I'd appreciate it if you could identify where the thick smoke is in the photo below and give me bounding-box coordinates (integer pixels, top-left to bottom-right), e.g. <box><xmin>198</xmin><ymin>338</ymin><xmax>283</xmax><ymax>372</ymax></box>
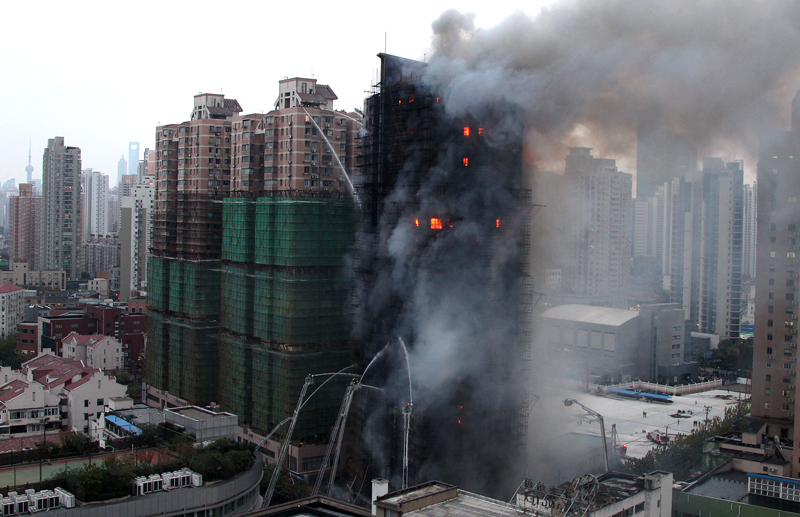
<box><xmin>427</xmin><ymin>0</ymin><xmax>800</xmax><ymax>172</ymax></box>
<box><xmin>355</xmin><ymin>0</ymin><xmax>800</xmax><ymax>499</ymax></box>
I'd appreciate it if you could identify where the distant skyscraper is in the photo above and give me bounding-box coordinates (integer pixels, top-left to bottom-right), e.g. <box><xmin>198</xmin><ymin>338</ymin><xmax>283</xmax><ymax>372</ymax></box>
<box><xmin>42</xmin><ymin>137</ymin><xmax>82</xmax><ymax>279</ymax></box>
<box><xmin>120</xmin><ymin>183</ymin><xmax>153</xmax><ymax>301</ymax></box>
<box><xmin>117</xmin><ymin>155</ymin><xmax>127</xmax><ymax>187</ymax></box>
<box><xmin>128</xmin><ymin>142</ymin><xmax>139</xmax><ymax>177</ymax></box>
<box><xmin>81</xmin><ymin>168</ymin><xmax>109</xmax><ymax>238</ymax></box>
<box><xmin>751</xmin><ymin>89</ymin><xmax>800</xmax><ymax>459</ymax></box>
<box><xmin>636</xmin><ymin>122</ymin><xmax>697</xmax><ymax>199</ymax></box>
<box><xmin>743</xmin><ymin>182</ymin><xmax>758</xmax><ymax>280</ymax></box>
<box><xmin>564</xmin><ymin>147</ymin><xmax>633</xmax><ymax>307</ymax></box>
<box><xmin>697</xmin><ymin>159</ymin><xmax>744</xmax><ymax>337</ymax></box>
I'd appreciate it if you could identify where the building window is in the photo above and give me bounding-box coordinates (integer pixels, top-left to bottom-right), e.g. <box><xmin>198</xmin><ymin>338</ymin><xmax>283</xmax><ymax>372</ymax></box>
<box><xmin>769</xmin><ymin>320</ymin><xmax>774</xmax><ymax>327</ymax></box>
<box><xmin>766</xmin><ymin>375</ymin><xmax>772</xmax><ymax>382</ymax></box>
<box><xmin>766</xmin><ymin>388</ymin><xmax>772</xmax><ymax>395</ymax></box>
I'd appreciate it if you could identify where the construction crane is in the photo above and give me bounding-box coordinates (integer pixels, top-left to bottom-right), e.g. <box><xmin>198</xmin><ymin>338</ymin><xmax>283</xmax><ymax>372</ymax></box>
<box><xmin>402</xmin><ymin>402</ymin><xmax>413</xmax><ymax>489</ymax></box>
<box><xmin>262</xmin><ymin>366</ymin><xmax>356</xmax><ymax>509</ymax></box>
<box><xmin>563</xmin><ymin>398</ymin><xmax>609</xmax><ymax>473</ymax></box>
<box><xmin>263</xmin><ymin>375</ymin><xmax>314</xmax><ymax>508</ymax></box>
<box><xmin>313</xmin><ymin>378</ymin><xmax>362</xmax><ymax>496</ymax></box>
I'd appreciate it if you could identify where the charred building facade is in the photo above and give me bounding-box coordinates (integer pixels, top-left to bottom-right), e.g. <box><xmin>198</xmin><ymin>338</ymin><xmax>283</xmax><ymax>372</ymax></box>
<box><xmin>351</xmin><ymin>54</ymin><xmax>532</xmax><ymax>496</ymax></box>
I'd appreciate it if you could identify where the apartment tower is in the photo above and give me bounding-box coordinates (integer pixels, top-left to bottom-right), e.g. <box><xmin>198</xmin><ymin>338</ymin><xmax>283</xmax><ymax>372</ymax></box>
<box><xmin>752</xmin><ymin>90</ymin><xmax>800</xmax><ymax>469</ymax></box>
<box><xmin>564</xmin><ymin>147</ymin><xmax>633</xmax><ymax>307</ymax></box>
<box><xmin>42</xmin><ymin>137</ymin><xmax>82</xmax><ymax>279</ymax></box>
<box><xmin>8</xmin><ymin>183</ymin><xmax>42</xmax><ymax>269</ymax></box>
<box><xmin>147</xmin><ymin>94</ymin><xmax>241</xmax><ymax>405</ymax></box>
<box><xmin>81</xmin><ymin>168</ymin><xmax>109</xmax><ymax>238</ymax></box>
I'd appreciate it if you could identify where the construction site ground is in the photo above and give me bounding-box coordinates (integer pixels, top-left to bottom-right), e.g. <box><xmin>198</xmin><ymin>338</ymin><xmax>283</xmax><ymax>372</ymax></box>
<box><xmin>562</xmin><ymin>387</ymin><xmax>747</xmax><ymax>459</ymax></box>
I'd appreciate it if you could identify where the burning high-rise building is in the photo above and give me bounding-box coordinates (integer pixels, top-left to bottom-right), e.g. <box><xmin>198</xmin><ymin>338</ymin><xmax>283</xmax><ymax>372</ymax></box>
<box><xmin>350</xmin><ymin>53</ymin><xmax>532</xmax><ymax>496</ymax></box>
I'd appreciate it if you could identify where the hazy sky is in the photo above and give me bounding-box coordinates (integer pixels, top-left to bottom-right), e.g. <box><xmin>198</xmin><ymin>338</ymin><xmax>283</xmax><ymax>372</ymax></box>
<box><xmin>0</xmin><ymin>0</ymin><xmax>556</xmax><ymax>187</ymax></box>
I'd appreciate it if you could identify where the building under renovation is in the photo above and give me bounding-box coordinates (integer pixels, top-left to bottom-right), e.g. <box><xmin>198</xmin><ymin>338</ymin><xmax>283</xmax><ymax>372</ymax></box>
<box><xmin>350</xmin><ymin>53</ymin><xmax>533</xmax><ymax>496</ymax></box>
<box><xmin>147</xmin><ymin>82</ymin><xmax>362</xmax><ymax>444</ymax></box>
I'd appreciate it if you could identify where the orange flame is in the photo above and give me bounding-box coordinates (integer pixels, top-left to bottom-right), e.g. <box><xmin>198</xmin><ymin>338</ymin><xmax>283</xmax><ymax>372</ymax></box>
<box><xmin>431</xmin><ymin>218</ymin><xmax>443</xmax><ymax>230</ymax></box>
<box><xmin>463</xmin><ymin>126</ymin><xmax>470</xmax><ymax>136</ymax></box>
<box><xmin>458</xmin><ymin>419</ymin><xmax>462</xmax><ymax>424</ymax></box>
<box><xmin>463</xmin><ymin>158</ymin><xmax>469</xmax><ymax>167</ymax></box>
<box><xmin>496</xmin><ymin>218</ymin><xmax>501</xmax><ymax>228</ymax></box>
<box><xmin>478</xmin><ymin>128</ymin><xmax>484</xmax><ymax>135</ymax></box>
<box><xmin>415</xmin><ymin>218</ymin><xmax>419</xmax><ymax>227</ymax></box>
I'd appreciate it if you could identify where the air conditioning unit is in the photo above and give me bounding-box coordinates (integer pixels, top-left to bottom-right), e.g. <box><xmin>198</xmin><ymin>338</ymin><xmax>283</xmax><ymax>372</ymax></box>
<box><xmin>288</xmin><ymin>119</ymin><xmax>292</xmax><ymax>125</ymax></box>
<box><xmin>771</xmin><ymin>355</ymin><xmax>776</xmax><ymax>360</ymax></box>
<box><xmin>325</xmin><ymin>123</ymin><xmax>331</xmax><ymax>128</ymax></box>
<box><xmin>791</xmin><ymin>412</ymin><xmax>795</xmax><ymax>417</ymax></box>
<box><xmin>790</xmin><ymin>398</ymin><xmax>795</xmax><ymax>402</ymax></box>
<box><xmin>335</xmin><ymin>135</ymin><xmax>342</xmax><ymax>140</ymax></box>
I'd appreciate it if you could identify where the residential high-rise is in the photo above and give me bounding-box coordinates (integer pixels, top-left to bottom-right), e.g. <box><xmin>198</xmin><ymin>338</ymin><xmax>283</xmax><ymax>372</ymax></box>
<box><xmin>147</xmin><ymin>82</ymin><xmax>360</xmax><ymax>448</ymax></box>
<box><xmin>564</xmin><ymin>147</ymin><xmax>633</xmax><ymax>307</ymax></box>
<box><xmin>128</xmin><ymin>142</ymin><xmax>139</xmax><ymax>177</ymax></box>
<box><xmin>117</xmin><ymin>155</ymin><xmax>127</xmax><ymax>187</ymax></box>
<box><xmin>743</xmin><ymin>182</ymin><xmax>758</xmax><ymax>280</ymax></box>
<box><xmin>352</xmin><ymin>54</ymin><xmax>532</xmax><ymax>495</ymax></box>
<box><xmin>697</xmin><ymin>158</ymin><xmax>744</xmax><ymax>338</ymax></box>
<box><xmin>42</xmin><ymin>137</ymin><xmax>82</xmax><ymax>279</ymax></box>
<box><xmin>8</xmin><ymin>183</ymin><xmax>42</xmax><ymax>269</ymax></box>
<box><xmin>120</xmin><ymin>183</ymin><xmax>153</xmax><ymax>301</ymax></box>
<box><xmin>0</xmin><ymin>179</ymin><xmax>19</xmax><ymax>237</ymax></box>
<box><xmin>81</xmin><ymin>168</ymin><xmax>109</xmax><ymax>238</ymax></box>
<box><xmin>214</xmin><ymin>78</ymin><xmax>358</xmax><ymax>442</ymax></box>
<box><xmin>751</xmin><ymin>89</ymin><xmax>800</xmax><ymax>463</ymax></box>
<box><xmin>147</xmin><ymin>94</ymin><xmax>241</xmax><ymax>405</ymax></box>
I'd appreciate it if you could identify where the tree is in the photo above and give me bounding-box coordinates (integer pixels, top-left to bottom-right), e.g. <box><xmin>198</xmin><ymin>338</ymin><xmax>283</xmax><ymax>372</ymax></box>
<box><xmin>621</xmin><ymin>402</ymin><xmax>750</xmax><ymax>480</ymax></box>
<box><xmin>0</xmin><ymin>334</ymin><xmax>22</xmax><ymax>369</ymax></box>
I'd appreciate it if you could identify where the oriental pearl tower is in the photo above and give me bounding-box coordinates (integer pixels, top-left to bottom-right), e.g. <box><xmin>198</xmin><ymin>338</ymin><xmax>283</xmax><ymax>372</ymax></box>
<box><xmin>25</xmin><ymin>138</ymin><xmax>34</xmax><ymax>183</ymax></box>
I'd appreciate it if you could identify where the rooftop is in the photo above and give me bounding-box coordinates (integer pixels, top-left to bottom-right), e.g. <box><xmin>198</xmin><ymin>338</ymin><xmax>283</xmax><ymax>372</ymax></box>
<box><xmin>166</xmin><ymin>406</ymin><xmax>235</xmax><ymax>421</ymax></box>
<box><xmin>0</xmin><ymin>283</ymin><xmax>22</xmax><ymax>294</ymax></box>
<box><xmin>539</xmin><ymin>304</ymin><xmax>639</xmax><ymax>326</ymax></box>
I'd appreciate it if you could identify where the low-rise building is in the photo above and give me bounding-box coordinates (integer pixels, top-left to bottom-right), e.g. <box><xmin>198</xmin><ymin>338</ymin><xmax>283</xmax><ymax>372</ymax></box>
<box><xmin>370</xmin><ymin>472</ymin><xmax>673</xmax><ymax>517</ymax></box>
<box><xmin>538</xmin><ymin>303</ymin><xmax>697</xmax><ymax>384</ymax></box>
<box><xmin>0</xmin><ymin>262</ymin><xmax>66</xmax><ymax>291</ymax></box>
<box><xmin>61</xmin><ymin>332</ymin><xmax>123</xmax><ymax>372</ymax></box>
<box><xmin>21</xmin><ymin>353</ymin><xmax>126</xmax><ymax>434</ymax></box>
<box><xmin>0</xmin><ymin>283</ymin><xmax>24</xmax><ymax>338</ymax></box>
<box><xmin>164</xmin><ymin>406</ymin><xmax>237</xmax><ymax>442</ymax></box>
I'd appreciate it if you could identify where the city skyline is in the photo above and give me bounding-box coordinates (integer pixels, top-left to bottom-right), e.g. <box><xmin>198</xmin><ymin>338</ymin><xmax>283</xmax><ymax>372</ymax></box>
<box><xmin>0</xmin><ymin>1</ymin><xmax>557</xmax><ymax>188</ymax></box>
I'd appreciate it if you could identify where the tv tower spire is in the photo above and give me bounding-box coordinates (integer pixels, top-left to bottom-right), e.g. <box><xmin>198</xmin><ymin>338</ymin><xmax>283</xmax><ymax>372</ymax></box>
<box><xmin>25</xmin><ymin>137</ymin><xmax>34</xmax><ymax>183</ymax></box>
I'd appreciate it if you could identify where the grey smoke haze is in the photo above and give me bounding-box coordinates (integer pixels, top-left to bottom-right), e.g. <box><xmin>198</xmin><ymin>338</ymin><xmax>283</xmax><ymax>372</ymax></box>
<box><xmin>427</xmin><ymin>0</ymin><xmax>800</xmax><ymax>175</ymax></box>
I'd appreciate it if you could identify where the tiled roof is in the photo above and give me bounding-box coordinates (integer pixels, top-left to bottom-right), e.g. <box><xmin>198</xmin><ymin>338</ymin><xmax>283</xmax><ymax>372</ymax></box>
<box><xmin>315</xmin><ymin>84</ymin><xmax>338</xmax><ymax>100</ymax></box>
<box><xmin>22</xmin><ymin>354</ymin><xmax>92</xmax><ymax>389</ymax></box>
<box><xmin>0</xmin><ymin>283</ymin><xmax>22</xmax><ymax>294</ymax></box>
<box><xmin>0</xmin><ymin>380</ymin><xmax>28</xmax><ymax>403</ymax></box>
<box><xmin>62</xmin><ymin>332</ymin><xmax>105</xmax><ymax>346</ymax></box>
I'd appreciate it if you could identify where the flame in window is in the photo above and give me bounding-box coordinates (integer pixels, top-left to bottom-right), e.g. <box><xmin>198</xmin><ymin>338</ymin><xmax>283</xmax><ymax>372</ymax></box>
<box><xmin>463</xmin><ymin>127</ymin><xmax>470</xmax><ymax>136</ymax></box>
<box><xmin>496</xmin><ymin>218</ymin><xmax>501</xmax><ymax>228</ymax></box>
<box><xmin>463</xmin><ymin>158</ymin><xmax>469</xmax><ymax>167</ymax></box>
<box><xmin>478</xmin><ymin>128</ymin><xmax>484</xmax><ymax>135</ymax></box>
<box><xmin>431</xmin><ymin>218</ymin><xmax>443</xmax><ymax>230</ymax></box>
<box><xmin>415</xmin><ymin>218</ymin><xmax>419</xmax><ymax>227</ymax></box>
